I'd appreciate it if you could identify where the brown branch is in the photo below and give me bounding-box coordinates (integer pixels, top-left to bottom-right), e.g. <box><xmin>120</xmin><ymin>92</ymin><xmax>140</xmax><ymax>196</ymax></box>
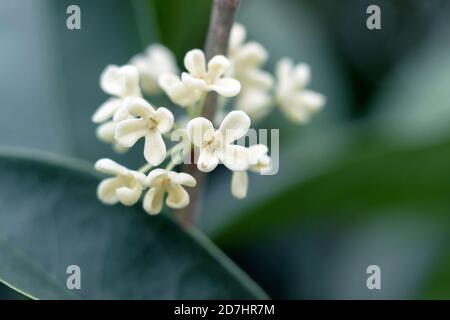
<box><xmin>177</xmin><ymin>0</ymin><xmax>240</xmax><ymax>228</ymax></box>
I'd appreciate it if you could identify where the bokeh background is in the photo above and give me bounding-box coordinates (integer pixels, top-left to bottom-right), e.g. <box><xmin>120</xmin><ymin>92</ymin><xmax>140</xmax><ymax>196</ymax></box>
<box><xmin>1</xmin><ymin>0</ymin><xmax>450</xmax><ymax>299</ymax></box>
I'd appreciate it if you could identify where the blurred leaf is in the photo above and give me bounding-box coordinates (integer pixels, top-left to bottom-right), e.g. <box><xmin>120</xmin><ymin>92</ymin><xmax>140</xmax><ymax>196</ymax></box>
<box><xmin>228</xmin><ymin>211</ymin><xmax>445</xmax><ymax>299</ymax></box>
<box><xmin>0</xmin><ymin>148</ymin><xmax>267</xmax><ymax>299</ymax></box>
<box><xmin>0</xmin><ymin>0</ymin><xmax>72</xmax><ymax>154</ymax></box>
<box><xmin>369</xmin><ymin>14</ymin><xmax>450</xmax><ymax>146</ymax></box>
<box><xmin>213</xmin><ymin>138</ymin><xmax>450</xmax><ymax>248</ymax></box>
<box><xmin>150</xmin><ymin>0</ymin><xmax>211</xmax><ymax>61</ymax></box>
<box><xmin>0</xmin><ymin>238</ymin><xmax>75</xmax><ymax>300</ymax></box>
<box><xmin>421</xmin><ymin>238</ymin><xmax>450</xmax><ymax>299</ymax></box>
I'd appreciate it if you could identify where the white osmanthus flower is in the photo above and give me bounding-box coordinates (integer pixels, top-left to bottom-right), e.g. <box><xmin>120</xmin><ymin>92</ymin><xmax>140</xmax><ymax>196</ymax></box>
<box><xmin>92</xmin><ymin>65</ymin><xmax>141</xmax><ymax>124</ymax></box>
<box><xmin>115</xmin><ymin>97</ymin><xmax>174</xmax><ymax>166</ymax></box>
<box><xmin>95</xmin><ymin>121</ymin><xmax>128</xmax><ymax>153</ymax></box>
<box><xmin>231</xmin><ymin>144</ymin><xmax>271</xmax><ymax>199</ymax></box>
<box><xmin>131</xmin><ymin>44</ymin><xmax>178</xmax><ymax>95</ymax></box>
<box><xmin>228</xmin><ymin>23</ymin><xmax>274</xmax><ymax>120</ymax></box>
<box><xmin>181</xmin><ymin>49</ymin><xmax>241</xmax><ymax>97</ymax></box>
<box><xmin>236</xmin><ymin>88</ymin><xmax>273</xmax><ymax>122</ymax></box>
<box><xmin>187</xmin><ymin>110</ymin><xmax>251</xmax><ymax>173</ymax></box>
<box><xmin>228</xmin><ymin>23</ymin><xmax>273</xmax><ymax>89</ymax></box>
<box><xmin>95</xmin><ymin>158</ymin><xmax>146</xmax><ymax>206</ymax></box>
<box><xmin>275</xmin><ymin>58</ymin><xmax>326</xmax><ymax>123</ymax></box>
<box><xmin>143</xmin><ymin>169</ymin><xmax>196</xmax><ymax>215</ymax></box>
<box><xmin>159</xmin><ymin>73</ymin><xmax>202</xmax><ymax>107</ymax></box>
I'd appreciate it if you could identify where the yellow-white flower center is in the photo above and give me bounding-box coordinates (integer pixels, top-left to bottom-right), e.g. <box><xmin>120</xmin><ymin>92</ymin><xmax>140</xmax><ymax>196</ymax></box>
<box><xmin>147</xmin><ymin>117</ymin><xmax>158</xmax><ymax>130</ymax></box>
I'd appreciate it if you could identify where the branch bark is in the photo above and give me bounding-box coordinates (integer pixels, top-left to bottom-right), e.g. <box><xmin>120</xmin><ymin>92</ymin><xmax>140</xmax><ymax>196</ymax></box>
<box><xmin>177</xmin><ymin>0</ymin><xmax>240</xmax><ymax>228</ymax></box>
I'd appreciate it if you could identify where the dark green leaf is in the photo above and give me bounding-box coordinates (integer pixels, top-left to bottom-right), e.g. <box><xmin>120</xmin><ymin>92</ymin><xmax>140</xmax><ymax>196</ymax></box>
<box><xmin>213</xmin><ymin>139</ymin><xmax>450</xmax><ymax>248</ymax></box>
<box><xmin>0</xmin><ymin>237</ymin><xmax>75</xmax><ymax>300</ymax></box>
<box><xmin>0</xmin><ymin>147</ymin><xmax>267</xmax><ymax>299</ymax></box>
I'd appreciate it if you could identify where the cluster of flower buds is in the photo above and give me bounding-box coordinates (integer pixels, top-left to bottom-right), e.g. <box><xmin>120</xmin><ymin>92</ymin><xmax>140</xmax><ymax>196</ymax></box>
<box><xmin>92</xmin><ymin>23</ymin><xmax>325</xmax><ymax>215</ymax></box>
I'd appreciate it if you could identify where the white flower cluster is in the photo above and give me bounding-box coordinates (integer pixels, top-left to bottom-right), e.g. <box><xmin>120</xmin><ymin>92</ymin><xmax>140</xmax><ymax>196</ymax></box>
<box><xmin>228</xmin><ymin>23</ymin><xmax>326</xmax><ymax>123</ymax></box>
<box><xmin>92</xmin><ymin>23</ymin><xmax>325</xmax><ymax>215</ymax></box>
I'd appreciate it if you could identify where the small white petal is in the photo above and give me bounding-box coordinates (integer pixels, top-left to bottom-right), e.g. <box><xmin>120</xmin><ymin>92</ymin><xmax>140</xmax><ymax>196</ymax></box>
<box><xmin>249</xmin><ymin>144</ymin><xmax>271</xmax><ymax>173</ymax></box>
<box><xmin>146</xmin><ymin>44</ymin><xmax>178</xmax><ymax>73</ymax></box>
<box><xmin>172</xmin><ymin>172</ymin><xmax>196</xmax><ymax>187</ymax></box>
<box><xmin>278</xmin><ymin>100</ymin><xmax>310</xmax><ymax>123</ymax></box>
<box><xmin>218</xmin><ymin>110</ymin><xmax>251</xmax><ymax>144</ymax></box>
<box><xmin>92</xmin><ymin>98</ymin><xmax>122</xmax><ymax>123</ymax></box>
<box><xmin>159</xmin><ymin>73</ymin><xmax>201</xmax><ymax>107</ymax></box>
<box><xmin>209</xmin><ymin>78</ymin><xmax>241</xmax><ymax>97</ymax></box>
<box><xmin>197</xmin><ymin>150</ymin><xmax>219</xmax><ymax>172</ymax></box>
<box><xmin>276</xmin><ymin>58</ymin><xmax>294</xmax><ymax>84</ymax></box>
<box><xmin>207</xmin><ymin>55</ymin><xmax>230</xmax><ymax>82</ymax></box>
<box><xmin>187</xmin><ymin>117</ymin><xmax>215</xmax><ymax>147</ymax></box>
<box><xmin>145</xmin><ymin>169</ymin><xmax>168</xmax><ymax>187</ymax></box>
<box><xmin>242</xmin><ymin>69</ymin><xmax>274</xmax><ymax>90</ymax></box>
<box><xmin>154</xmin><ymin>107</ymin><xmax>174</xmax><ymax>134</ymax></box>
<box><xmin>143</xmin><ymin>187</ymin><xmax>165</xmax><ymax>215</ymax></box>
<box><xmin>144</xmin><ymin>131</ymin><xmax>166</xmax><ymax>166</ymax></box>
<box><xmin>249</xmin><ymin>144</ymin><xmax>268</xmax><ymax>158</ymax></box>
<box><xmin>115</xmin><ymin>118</ymin><xmax>148</xmax><ymax>147</ymax></box>
<box><xmin>97</xmin><ymin>177</ymin><xmax>123</xmax><ymax>204</ymax></box>
<box><xmin>237</xmin><ymin>88</ymin><xmax>272</xmax><ymax>121</ymax></box>
<box><xmin>166</xmin><ymin>185</ymin><xmax>190</xmax><ymax>209</ymax></box>
<box><xmin>95</xmin><ymin>158</ymin><xmax>129</xmax><ymax>176</ymax></box>
<box><xmin>221</xmin><ymin>145</ymin><xmax>250</xmax><ymax>171</ymax></box>
<box><xmin>299</xmin><ymin>90</ymin><xmax>326</xmax><ymax>112</ymax></box>
<box><xmin>113</xmin><ymin>98</ymin><xmax>132</xmax><ymax>122</ymax></box>
<box><xmin>127</xmin><ymin>97</ymin><xmax>155</xmax><ymax>119</ymax></box>
<box><xmin>231</xmin><ymin>171</ymin><xmax>248</xmax><ymax>199</ymax></box>
<box><xmin>229</xmin><ymin>23</ymin><xmax>246</xmax><ymax>53</ymax></box>
<box><xmin>293</xmin><ymin>63</ymin><xmax>311</xmax><ymax>88</ymax></box>
<box><xmin>116</xmin><ymin>182</ymin><xmax>142</xmax><ymax>206</ymax></box>
<box><xmin>96</xmin><ymin>121</ymin><xmax>116</xmax><ymax>143</ymax></box>
<box><xmin>184</xmin><ymin>49</ymin><xmax>206</xmax><ymax>77</ymax></box>
<box><xmin>181</xmin><ymin>72</ymin><xmax>207</xmax><ymax>90</ymax></box>
<box><xmin>100</xmin><ymin>65</ymin><xmax>140</xmax><ymax>97</ymax></box>
<box><xmin>235</xmin><ymin>42</ymin><xmax>268</xmax><ymax>68</ymax></box>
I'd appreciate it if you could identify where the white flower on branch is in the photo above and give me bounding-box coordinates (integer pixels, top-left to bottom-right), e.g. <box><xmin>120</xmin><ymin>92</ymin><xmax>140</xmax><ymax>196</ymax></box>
<box><xmin>159</xmin><ymin>73</ymin><xmax>202</xmax><ymax>107</ymax></box>
<box><xmin>275</xmin><ymin>58</ymin><xmax>326</xmax><ymax>123</ymax></box>
<box><xmin>187</xmin><ymin>110</ymin><xmax>250</xmax><ymax>173</ymax></box>
<box><xmin>236</xmin><ymin>88</ymin><xmax>273</xmax><ymax>122</ymax></box>
<box><xmin>228</xmin><ymin>23</ymin><xmax>273</xmax><ymax>90</ymax></box>
<box><xmin>231</xmin><ymin>144</ymin><xmax>271</xmax><ymax>199</ymax></box>
<box><xmin>181</xmin><ymin>49</ymin><xmax>241</xmax><ymax>97</ymax></box>
<box><xmin>228</xmin><ymin>23</ymin><xmax>274</xmax><ymax>121</ymax></box>
<box><xmin>115</xmin><ymin>97</ymin><xmax>174</xmax><ymax>166</ymax></box>
<box><xmin>92</xmin><ymin>65</ymin><xmax>141</xmax><ymax>124</ymax></box>
<box><xmin>143</xmin><ymin>169</ymin><xmax>196</xmax><ymax>215</ymax></box>
<box><xmin>95</xmin><ymin>158</ymin><xmax>146</xmax><ymax>206</ymax></box>
<box><xmin>95</xmin><ymin>121</ymin><xmax>128</xmax><ymax>154</ymax></box>
<box><xmin>131</xmin><ymin>44</ymin><xmax>178</xmax><ymax>95</ymax></box>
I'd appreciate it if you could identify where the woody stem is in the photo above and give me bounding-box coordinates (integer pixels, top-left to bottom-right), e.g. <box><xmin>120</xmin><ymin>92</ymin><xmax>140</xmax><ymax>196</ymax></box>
<box><xmin>177</xmin><ymin>0</ymin><xmax>240</xmax><ymax>228</ymax></box>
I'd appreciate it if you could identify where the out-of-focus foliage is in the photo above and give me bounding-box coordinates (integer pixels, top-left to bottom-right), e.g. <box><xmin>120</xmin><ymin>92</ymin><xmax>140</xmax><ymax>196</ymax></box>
<box><xmin>213</xmin><ymin>137</ymin><xmax>450</xmax><ymax>246</ymax></box>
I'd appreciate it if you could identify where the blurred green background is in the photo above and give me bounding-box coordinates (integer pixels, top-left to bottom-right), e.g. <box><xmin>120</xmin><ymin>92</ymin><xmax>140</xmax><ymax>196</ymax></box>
<box><xmin>1</xmin><ymin>0</ymin><xmax>450</xmax><ymax>299</ymax></box>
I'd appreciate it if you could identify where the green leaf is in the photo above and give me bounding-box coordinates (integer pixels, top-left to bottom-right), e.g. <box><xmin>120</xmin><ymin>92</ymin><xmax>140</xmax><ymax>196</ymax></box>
<box><xmin>0</xmin><ymin>237</ymin><xmax>76</xmax><ymax>300</ymax></box>
<box><xmin>150</xmin><ymin>0</ymin><xmax>212</xmax><ymax>62</ymax></box>
<box><xmin>420</xmin><ymin>237</ymin><xmax>450</xmax><ymax>299</ymax></box>
<box><xmin>212</xmin><ymin>138</ymin><xmax>450</xmax><ymax>248</ymax></box>
<box><xmin>0</xmin><ymin>147</ymin><xmax>267</xmax><ymax>299</ymax></box>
